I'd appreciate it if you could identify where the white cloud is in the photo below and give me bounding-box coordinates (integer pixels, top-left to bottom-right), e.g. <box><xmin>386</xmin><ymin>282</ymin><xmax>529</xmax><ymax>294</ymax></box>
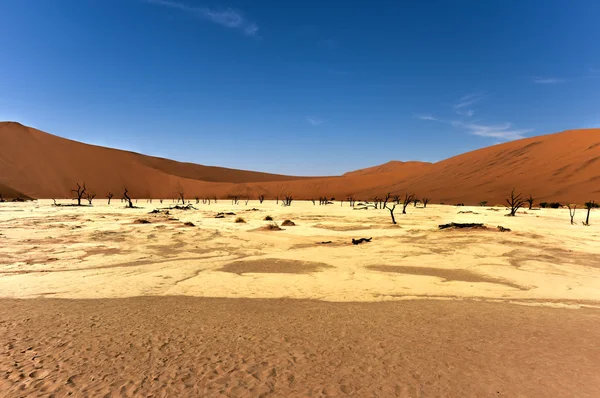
<box><xmin>456</xmin><ymin>108</ymin><xmax>474</xmax><ymax>117</ymax></box>
<box><xmin>414</xmin><ymin>114</ymin><xmax>438</xmax><ymax>121</ymax></box>
<box><xmin>454</xmin><ymin>92</ymin><xmax>487</xmax><ymax>110</ymax></box>
<box><xmin>306</xmin><ymin>117</ymin><xmax>323</xmax><ymax>126</ymax></box>
<box><xmin>144</xmin><ymin>0</ymin><xmax>259</xmax><ymax>37</ymax></box>
<box><xmin>454</xmin><ymin>121</ymin><xmax>533</xmax><ymax>141</ymax></box>
<box><xmin>533</xmin><ymin>77</ymin><xmax>565</xmax><ymax>84</ymax></box>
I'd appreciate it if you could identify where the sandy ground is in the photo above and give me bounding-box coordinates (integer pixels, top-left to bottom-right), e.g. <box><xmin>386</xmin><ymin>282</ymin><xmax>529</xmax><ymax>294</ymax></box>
<box><xmin>1</xmin><ymin>200</ymin><xmax>600</xmax><ymax>396</ymax></box>
<box><xmin>1</xmin><ymin>200</ymin><xmax>599</xmax><ymax>304</ymax></box>
<box><xmin>2</xmin><ymin>297</ymin><xmax>599</xmax><ymax>397</ymax></box>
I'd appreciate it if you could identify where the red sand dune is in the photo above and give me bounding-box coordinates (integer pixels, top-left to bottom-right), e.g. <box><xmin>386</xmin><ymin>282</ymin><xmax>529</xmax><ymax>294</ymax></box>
<box><xmin>1</xmin><ymin>121</ymin><xmax>599</xmax><ymax>204</ymax></box>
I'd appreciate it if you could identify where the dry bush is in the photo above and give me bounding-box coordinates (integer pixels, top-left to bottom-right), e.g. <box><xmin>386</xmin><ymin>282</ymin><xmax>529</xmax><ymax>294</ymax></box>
<box><xmin>235</xmin><ymin>217</ymin><xmax>246</xmax><ymax>223</ymax></box>
<box><xmin>261</xmin><ymin>223</ymin><xmax>282</xmax><ymax>231</ymax></box>
<box><xmin>281</xmin><ymin>219</ymin><xmax>296</xmax><ymax>226</ymax></box>
<box><xmin>264</xmin><ymin>215</ymin><xmax>273</xmax><ymax>221</ymax></box>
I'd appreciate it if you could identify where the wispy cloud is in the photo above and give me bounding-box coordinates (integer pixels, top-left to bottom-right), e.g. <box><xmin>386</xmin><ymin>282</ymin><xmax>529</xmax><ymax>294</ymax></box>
<box><xmin>453</xmin><ymin>121</ymin><xmax>533</xmax><ymax>141</ymax></box>
<box><xmin>453</xmin><ymin>92</ymin><xmax>486</xmax><ymax>117</ymax></box>
<box><xmin>454</xmin><ymin>92</ymin><xmax>487</xmax><ymax>110</ymax></box>
<box><xmin>414</xmin><ymin>114</ymin><xmax>438</xmax><ymax>121</ymax></box>
<box><xmin>144</xmin><ymin>0</ymin><xmax>259</xmax><ymax>37</ymax></box>
<box><xmin>533</xmin><ymin>77</ymin><xmax>566</xmax><ymax>84</ymax></box>
<box><xmin>306</xmin><ymin>117</ymin><xmax>323</xmax><ymax>126</ymax></box>
<box><xmin>456</xmin><ymin>108</ymin><xmax>474</xmax><ymax>117</ymax></box>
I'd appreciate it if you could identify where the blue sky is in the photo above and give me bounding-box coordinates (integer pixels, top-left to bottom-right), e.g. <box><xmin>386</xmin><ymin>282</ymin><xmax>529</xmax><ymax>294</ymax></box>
<box><xmin>1</xmin><ymin>0</ymin><xmax>599</xmax><ymax>175</ymax></box>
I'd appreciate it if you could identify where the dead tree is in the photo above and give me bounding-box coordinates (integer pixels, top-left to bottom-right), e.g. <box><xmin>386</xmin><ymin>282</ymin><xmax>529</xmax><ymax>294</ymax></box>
<box><xmin>402</xmin><ymin>193</ymin><xmax>415</xmax><ymax>214</ymax></box>
<box><xmin>422</xmin><ymin>198</ymin><xmax>430</xmax><ymax>208</ymax></box>
<box><xmin>71</xmin><ymin>183</ymin><xmax>87</xmax><ymax>206</ymax></box>
<box><xmin>178</xmin><ymin>192</ymin><xmax>185</xmax><ymax>204</ymax></box>
<box><xmin>195</xmin><ymin>196</ymin><xmax>200</xmax><ymax>204</ymax></box>
<box><xmin>282</xmin><ymin>195</ymin><xmax>293</xmax><ymax>206</ymax></box>
<box><xmin>0</xmin><ymin>194</ymin><xmax>4</xmax><ymax>203</ymax></box>
<box><xmin>311</xmin><ymin>199</ymin><xmax>316</xmax><ymax>205</ymax></box>
<box><xmin>347</xmin><ymin>195</ymin><xmax>356</xmax><ymax>207</ymax></box>
<box><xmin>232</xmin><ymin>196</ymin><xmax>239</xmax><ymax>205</ymax></box>
<box><xmin>122</xmin><ymin>189</ymin><xmax>133</xmax><ymax>208</ymax></box>
<box><xmin>382</xmin><ymin>193</ymin><xmax>391</xmax><ymax>210</ymax></box>
<box><xmin>385</xmin><ymin>202</ymin><xmax>398</xmax><ymax>224</ymax></box>
<box><xmin>583</xmin><ymin>200</ymin><xmax>599</xmax><ymax>226</ymax></box>
<box><xmin>86</xmin><ymin>192</ymin><xmax>96</xmax><ymax>205</ymax></box>
<box><xmin>413</xmin><ymin>198</ymin><xmax>420</xmax><ymax>207</ymax></box>
<box><xmin>276</xmin><ymin>196</ymin><xmax>279</xmax><ymax>204</ymax></box>
<box><xmin>526</xmin><ymin>194</ymin><xmax>534</xmax><ymax>210</ymax></box>
<box><xmin>506</xmin><ymin>188</ymin><xmax>526</xmax><ymax>216</ymax></box>
<box><xmin>393</xmin><ymin>195</ymin><xmax>400</xmax><ymax>205</ymax></box>
<box><xmin>258</xmin><ymin>195</ymin><xmax>265</xmax><ymax>204</ymax></box>
<box><xmin>373</xmin><ymin>196</ymin><xmax>381</xmax><ymax>209</ymax></box>
<box><xmin>245</xmin><ymin>198</ymin><xmax>250</xmax><ymax>205</ymax></box>
<box><xmin>567</xmin><ymin>204</ymin><xmax>576</xmax><ymax>225</ymax></box>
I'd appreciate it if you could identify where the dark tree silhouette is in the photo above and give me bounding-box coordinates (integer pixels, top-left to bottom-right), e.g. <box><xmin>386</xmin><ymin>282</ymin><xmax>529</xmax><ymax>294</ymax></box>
<box><xmin>311</xmin><ymin>199</ymin><xmax>316</xmax><ymax>205</ymax></box>
<box><xmin>195</xmin><ymin>196</ymin><xmax>200</xmax><ymax>204</ymax></box>
<box><xmin>583</xmin><ymin>200</ymin><xmax>599</xmax><ymax>226</ymax></box>
<box><xmin>479</xmin><ymin>201</ymin><xmax>488</xmax><ymax>207</ymax></box>
<box><xmin>0</xmin><ymin>194</ymin><xmax>4</xmax><ymax>203</ymax></box>
<box><xmin>347</xmin><ymin>195</ymin><xmax>356</xmax><ymax>207</ymax></box>
<box><xmin>413</xmin><ymin>198</ymin><xmax>420</xmax><ymax>207</ymax></box>
<box><xmin>283</xmin><ymin>195</ymin><xmax>293</xmax><ymax>206</ymax></box>
<box><xmin>526</xmin><ymin>194</ymin><xmax>534</xmax><ymax>210</ymax></box>
<box><xmin>86</xmin><ymin>192</ymin><xmax>96</xmax><ymax>205</ymax></box>
<box><xmin>567</xmin><ymin>204</ymin><xmax>576</xmax><ymax>225</ymax></box>
<box><xmin>422</xmin><ymin>198</ymin><xmax>430</xmax><ymax>208</ymax></box>
<box><xmin>385</xmin><ymin>202</ymin><xmax>398</xmax><ymax>224</ymax></box>
<box><xmin>258</xmin><ymin>195</ymin><xmax>265</xmax><ymax>204</ymax></box>
<box><xmin>245</xmin><ymin>198</ymin><xmax>250</xmax><ymax>205</ymax></box>
<box><xmin>382</xmin><ymin>193</ymin><xmax>391</xmax><ymax>210</ymax></box>
<box><xmin>178</xmin><ymin>192</ymin><xmax>185</xmax><ymax>204</ymax></box>
<box><xmin>122</xmin><ymin>189</ymin><xmax>133</xmax><ymax>208</ymax></box>
<box><xmin>506</xmin><ymin>188</ymin><xmax>526</xmax><ymax>216</ymax></box>
<box><xmin>71</xmin><ymin>183</ymin><xmax>87</xmax><ymax>206</ymax></box>
<box><xmin>402</xmin><ymin>193</ymin><xmax>415</xmax><ymax>214</ymax></box>
<box><xmin>106</xmin><ymin>192</ymin><xmax>114</xmax><ymax>205</ymax></box>
<box><xmin>232</xmin><ymin>196</ymin><xmax>239</xmax><ymax>205</ymax></box>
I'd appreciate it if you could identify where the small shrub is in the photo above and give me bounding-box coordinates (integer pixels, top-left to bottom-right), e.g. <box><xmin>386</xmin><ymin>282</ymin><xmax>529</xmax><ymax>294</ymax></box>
<box><xmin>479</xmin><ymin>201</ymin><xmax>488</xmax><ymax>206</ymax></box>
<box><xmin>262</xmin><ymin>222</ymin><xmax>282</xmax><ymax>231</ymax></box>
<box><xmin>281</xmin><ymin>219</ymin><xmax>296</xmax><ymax>226</ymax></box>
<box><xmin>549</xmin><ymin>202</ymin><xmax>561</xmax><ymax>209</ymax></box>
<box><xmin>183</xmin><ymin>221</ymin><xmax>195</xmax><ymax>227</ymax></box>
<box><xmin>539</xmin><ymin>202</ymin><xmax>548</xmax><ymax>208</ymax></box>
<box><xmin>264</xmin><ymin>215</ymin><xmax>273</xmax><ymax>221</ymax></box>
<box><xmin>235</xmin><ymin>217</ymin><xmax>246</xmax><ymax>223</ymax></box>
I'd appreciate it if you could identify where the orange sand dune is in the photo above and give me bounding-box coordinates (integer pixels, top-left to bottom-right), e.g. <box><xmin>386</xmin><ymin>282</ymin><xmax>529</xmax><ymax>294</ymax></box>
<box><xmin>1</xmin><ymin>121</ymin><xmax>598</xmax><ymax>203</ymax></box>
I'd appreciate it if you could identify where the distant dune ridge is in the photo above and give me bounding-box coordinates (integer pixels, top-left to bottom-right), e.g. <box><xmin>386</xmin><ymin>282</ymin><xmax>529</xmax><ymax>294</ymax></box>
<box><xmin>0</xmin><ymin>121</ymin><xmax>599</xmax><ymax>204</ymax></box>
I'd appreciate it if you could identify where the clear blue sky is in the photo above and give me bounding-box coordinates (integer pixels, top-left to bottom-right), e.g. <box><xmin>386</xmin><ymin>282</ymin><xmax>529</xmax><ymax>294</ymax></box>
<box><xmin>1</xmin><ymin>0</ymin><xmax>599</xmax><ymax>175</ymax></box>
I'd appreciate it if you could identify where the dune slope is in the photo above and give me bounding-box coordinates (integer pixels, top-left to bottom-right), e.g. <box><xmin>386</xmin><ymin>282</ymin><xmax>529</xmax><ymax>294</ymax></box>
<box><xmin>0</xmin><ymin>122</ymin><xmax>598</xmax><ymax>203</ymax></box>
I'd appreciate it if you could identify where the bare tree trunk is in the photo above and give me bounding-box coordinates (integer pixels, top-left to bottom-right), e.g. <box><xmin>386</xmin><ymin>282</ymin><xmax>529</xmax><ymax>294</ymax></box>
<box><xmin>71</xmin><ymin>183</ymin><xmax>86</xmax><ymax>206</ymax></box>
<box><xmin>506</xmin><ymin>188</ymin><xmax>526</xmax><ymax>216</ymax></box>
<box><xmin>567</xmin><ymin>204</ymin><xmax>576</xmax><ymax>224</ymax></box>
<box><xmin>122</xmin><ymin>189</ymin><xmax>133</xmax><ymax>208</ymax></box>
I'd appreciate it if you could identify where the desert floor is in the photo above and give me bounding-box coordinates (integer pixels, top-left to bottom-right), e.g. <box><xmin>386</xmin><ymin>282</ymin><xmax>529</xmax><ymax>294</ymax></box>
<box><xmin>1</xmin><ymin>199</ymin><xmax>600</xmax><ymax>396</ymax></box>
